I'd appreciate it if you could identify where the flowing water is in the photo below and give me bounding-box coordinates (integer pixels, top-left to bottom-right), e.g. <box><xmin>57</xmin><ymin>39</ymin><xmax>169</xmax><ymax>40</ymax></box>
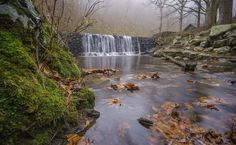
<box><xmin>81</xmin><ymin>33</ymin><xmax>141</xmax><ymax>56</ymax></box>
<box><xmin>77</xmin><ymin>56</ymin><xmax>236</xmax><ymax>145</ymax></box>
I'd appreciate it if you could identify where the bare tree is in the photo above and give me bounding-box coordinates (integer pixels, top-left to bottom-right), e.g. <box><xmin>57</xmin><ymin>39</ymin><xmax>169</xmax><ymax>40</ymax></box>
<box><xmin>166</xmin><ymin>0</ymin><xmax>190</xmax><ymax>32</ymax></box>
<box><xmin>74</xmin><ymin>0</ymin><xmax>104</xmax><ymax>33</ymax></box>
<box><xmin>150</xmin><ymin>0</ymin><xmax>167</xmax><ymax>32</ymax></box>
<box><xmin>189</xmin><ymin>0</ymin><xmax>206</xmax><ymax>27</ymax></box>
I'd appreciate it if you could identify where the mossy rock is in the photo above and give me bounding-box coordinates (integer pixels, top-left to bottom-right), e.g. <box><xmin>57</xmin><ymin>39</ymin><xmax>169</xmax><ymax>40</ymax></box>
<box><xmin>74</xmin><ymin>88</ymin><xmax>96</xmax><ymax>110</ymax></box>
<box><xmin>0</xmin><ymin>30</ymin><xmax>69</xmax><ymax>144</ymax></box>
<box><xmin>210</xmin><ymin>24</ymin><xmax>236</xmax><ymax>38</ymax></box>
<box><xmin>0</xmin><ymin>0</ymin><xmax>93</xmax><ymax>144</ymax></box>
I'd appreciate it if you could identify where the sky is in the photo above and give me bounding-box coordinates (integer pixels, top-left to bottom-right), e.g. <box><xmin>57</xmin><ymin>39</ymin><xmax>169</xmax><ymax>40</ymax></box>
<box><xmin>85</xmin><ymin>0</ymin><xmax>236</xmax><ymax>37</ymax></box>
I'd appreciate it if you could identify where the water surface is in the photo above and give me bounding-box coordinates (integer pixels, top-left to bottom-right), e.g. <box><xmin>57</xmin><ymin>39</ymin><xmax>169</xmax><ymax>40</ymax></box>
<box><xmin>77</xmin><ymin>56</ymin><xmax>236</xmax><ymax>145</ymax></box>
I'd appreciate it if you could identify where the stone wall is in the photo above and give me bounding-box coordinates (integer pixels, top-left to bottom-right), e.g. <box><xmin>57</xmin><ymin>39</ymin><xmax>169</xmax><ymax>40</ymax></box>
<box><xmin>66</xmin><ymin>33</ymin><xmax>156</xmax><ymax>56</ymax></box>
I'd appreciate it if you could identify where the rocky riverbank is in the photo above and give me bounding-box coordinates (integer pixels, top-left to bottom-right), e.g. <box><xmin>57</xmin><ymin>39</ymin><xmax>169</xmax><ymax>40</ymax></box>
<box><xmin>153</xmin><ymin>24</ymin><xmax>236</xmax><ymax>72</ymax></box>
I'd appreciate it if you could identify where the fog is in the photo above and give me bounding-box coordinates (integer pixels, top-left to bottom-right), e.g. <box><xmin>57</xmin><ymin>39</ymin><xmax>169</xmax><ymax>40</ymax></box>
<box><xmin>76</xmin><ymin>0</ymin><xmax>236</xmax><ymax>37</ymax></box>
<box><xmin>86</xmin><ymin>0</ymin><xmax>177</xmax><ymax>36</ymax></box>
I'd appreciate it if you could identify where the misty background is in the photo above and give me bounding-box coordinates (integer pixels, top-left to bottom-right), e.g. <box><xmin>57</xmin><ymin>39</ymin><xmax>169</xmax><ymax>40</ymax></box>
<box><xmin>83</xmin><ymin>0</ymin><xmax>236</xmax><ymax>37</ymax></box>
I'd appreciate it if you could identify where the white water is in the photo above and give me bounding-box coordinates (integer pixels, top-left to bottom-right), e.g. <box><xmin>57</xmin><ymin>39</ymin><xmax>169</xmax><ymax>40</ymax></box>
<box><xmin>81</xmin><ymin>33</ymin><xmax>141</xmax><ymax>56</ymax></box>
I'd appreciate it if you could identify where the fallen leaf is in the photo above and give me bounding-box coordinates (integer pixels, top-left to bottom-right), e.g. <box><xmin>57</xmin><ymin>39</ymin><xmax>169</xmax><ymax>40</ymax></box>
<box><xmin>118</xmin><ymin>122</ymin><xmax>131</xmax><ymax>137</ymax></box>
<box><xmin>106</xmin><ymin>98</ymin><xmax>122</xmax><ymax>107</ymax></box>
<box><xmin>110</xmin><ymin>83</ymin><xmax>139</xmax><ymax>92</ymax></box>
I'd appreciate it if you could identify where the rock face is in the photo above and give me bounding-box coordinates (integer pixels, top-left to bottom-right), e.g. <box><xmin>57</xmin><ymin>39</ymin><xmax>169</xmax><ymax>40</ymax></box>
<box><xmin>0</xmin><ymin>0</ymin><xmax>40</xmax><ymax>29</ymax></box>
<box><xmin>66</xmin><ymin>33</ymin><xmax>156</xmax><ymax>56</ymax></box>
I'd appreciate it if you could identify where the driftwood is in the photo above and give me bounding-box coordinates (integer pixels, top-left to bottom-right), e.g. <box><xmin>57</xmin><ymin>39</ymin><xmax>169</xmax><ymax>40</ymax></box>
<box><xmin>161</xmin><ymin>53</ymin><xmax>197</xmax><ymax>71</ymax></box>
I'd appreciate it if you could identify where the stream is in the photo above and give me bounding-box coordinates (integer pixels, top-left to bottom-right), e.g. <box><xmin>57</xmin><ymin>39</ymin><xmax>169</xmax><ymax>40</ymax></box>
<box><xmin>77</xmin><ymin>55</ymin><xmax>236</xmax><ymax>145</ymax></box>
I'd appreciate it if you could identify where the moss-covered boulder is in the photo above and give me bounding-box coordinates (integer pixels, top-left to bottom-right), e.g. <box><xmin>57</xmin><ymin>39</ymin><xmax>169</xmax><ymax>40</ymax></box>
<box><xmin>0</xmin><ymin>0</ymin><xmax>95</xmax><ymax>144</ymax></box>
<box><xmin>210</xmin><ymin>24</ymin><xmax>236</xmax><ymax>38</ymax></box>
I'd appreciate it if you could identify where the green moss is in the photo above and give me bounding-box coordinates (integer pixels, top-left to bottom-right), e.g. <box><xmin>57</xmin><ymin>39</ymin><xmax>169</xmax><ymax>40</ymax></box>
<box><xmin>210</xmin><ymin>24</ymin><xmax>236</xmax><ymax>37</ymax></box>
<box><xmin>0</xmin><ymin>1</ymin><xmax>94</xmax><ymax>144</ymax></box>
<box><xmin>39</xmin><ymin>25</ymin><xmax>81</xmax><ymax>78</ymax></box>
<box><xmin>0</xmin><ymin>30</ymin><xmax>69</xmax><ymax>144</ymax></box>
<box><xmin>75</xmin><ymin>88</ymin><xmax>96</xmax><ymax>110</ymax></box>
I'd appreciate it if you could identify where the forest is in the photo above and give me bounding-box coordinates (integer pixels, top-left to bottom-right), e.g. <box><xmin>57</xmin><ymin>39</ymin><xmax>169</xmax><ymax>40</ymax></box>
<box><xmin>0</xmin><ymin>0</ymin><xmax>236</xmax><ymax>145</ymax></box>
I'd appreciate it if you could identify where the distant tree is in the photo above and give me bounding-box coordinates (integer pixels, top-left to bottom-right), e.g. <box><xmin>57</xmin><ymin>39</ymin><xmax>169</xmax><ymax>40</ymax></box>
<box><xmin>219</xmin><ymin>0</ymin><xmax>233</xmax><ymax>24</ymax></box>
<box><xmin>189</xmin><ymin>0</ymin><xmax>206</xmax><ymax>27</ymax></box>
<box><xmin>150</xmin><ymin>0</ymin><xmax>167</xmax><ymax>32</ymax></box>
<box><xmin>74</xmin><ymin>0</ymin><xmax>104</xmax><ymax>33</ymax></box>
<box><xmin>166</xmin><ymin>0</ymin><xmax>190</xmax><ymax>32</ymax></box>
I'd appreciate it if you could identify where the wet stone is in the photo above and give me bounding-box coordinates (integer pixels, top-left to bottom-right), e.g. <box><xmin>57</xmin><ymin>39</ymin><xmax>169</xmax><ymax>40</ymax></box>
<box><xmin>84</xmin><ymin>109</ymin><xmax>100</xmax><ymax>119</ymax></box>
<box><xmin>138</xmin><ymin>117</ymin><xmax>154</xmax><ymax>128</ymax></box>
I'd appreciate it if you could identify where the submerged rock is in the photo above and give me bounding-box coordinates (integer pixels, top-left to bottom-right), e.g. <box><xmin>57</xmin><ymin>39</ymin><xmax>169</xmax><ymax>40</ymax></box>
<box><xmin>138</xmin><ymin>117</ymin><xmax>153</xmax><ymax>128</ymax></box>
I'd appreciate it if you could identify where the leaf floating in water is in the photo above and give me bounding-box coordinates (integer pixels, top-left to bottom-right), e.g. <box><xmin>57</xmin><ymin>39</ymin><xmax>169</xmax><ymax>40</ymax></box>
<box><xmin>118</xmin><ymin>122</ymin><xmax>131</xmax><ymax>137</ymax></box>
<box><xmin>195</xmin><ymin>96</ymin><xmax>229</xmax><ymax>111</ymax></box>
<box><xmin>134</xmin><ymin>72</ymin><xmax>160</xmax><ymax>80</ymax></box>
<box><xmin>106</xmin><ymin>97</ymin><xmax>122</xmax><ymax>107</ymax></box>
<box><xmin>187</xmin><ymin>79</ymin><xmax>196</xmax><ymax>84</ymax></box>
<box><xmin>110</xmin><ymin>83</ymin><xmax>139</xmax><ymax>92</ymax></box>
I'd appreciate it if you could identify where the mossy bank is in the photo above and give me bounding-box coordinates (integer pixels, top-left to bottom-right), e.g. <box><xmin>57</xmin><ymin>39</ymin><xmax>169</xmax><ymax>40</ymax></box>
<box><xmin>0</xmin><ymin>0</ymin><xmax>95</xmax><ymax>144</ymax></box>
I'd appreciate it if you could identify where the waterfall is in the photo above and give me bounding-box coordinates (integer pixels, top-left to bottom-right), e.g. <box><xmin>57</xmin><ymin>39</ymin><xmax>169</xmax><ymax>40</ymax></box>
<box><xmin>81</xmin><ymin>33</ymin><xmax>141</xmax><ymax>56</ymax></box>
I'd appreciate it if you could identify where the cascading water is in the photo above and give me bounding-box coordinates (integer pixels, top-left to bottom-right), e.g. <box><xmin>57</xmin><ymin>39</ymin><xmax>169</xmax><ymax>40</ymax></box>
<box><xmin>81</xmin><ymin>33</ymin><xmax>141</xmax><ymax>56</ymax></box>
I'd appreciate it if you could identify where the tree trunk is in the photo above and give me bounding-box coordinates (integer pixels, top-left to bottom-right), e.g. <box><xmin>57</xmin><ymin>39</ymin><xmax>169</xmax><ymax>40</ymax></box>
<box><xmin>179</xmin><ymin>7</ymin><xmax>184</xmax><ymax>31</ymax></box>
<box><xmin>205</xmin><ymin>0</ymin><xmax>218</xmax><ymax>27</ymax></box>
<box><xmin>159</xmin><ymin>7</ymin><xmax>163</xmax><ymax>32</ymax></box>
<box><xmin>197</xmin><ymin>0</ymin><xmax>201</xmax><ymax>27</ymax></box>
<box><xmin>219</xmin><ymin>0</ymin><xmax>233</xmax><ymax>24</ymax></box>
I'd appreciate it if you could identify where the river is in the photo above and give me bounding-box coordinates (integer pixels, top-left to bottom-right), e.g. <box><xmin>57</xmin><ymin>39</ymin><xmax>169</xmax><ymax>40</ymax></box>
<box><xmin>77</xmin><ymin>55</ymin><xmax>236</xmax><ymax>145</ymax></box>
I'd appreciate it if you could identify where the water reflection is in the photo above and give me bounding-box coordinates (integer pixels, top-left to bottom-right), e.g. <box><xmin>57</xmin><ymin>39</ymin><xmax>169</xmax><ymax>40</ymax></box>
<box><xmin>77</xmin><ymin>56</ymin><xmax>236</xmax><ymax>145</ymax></box>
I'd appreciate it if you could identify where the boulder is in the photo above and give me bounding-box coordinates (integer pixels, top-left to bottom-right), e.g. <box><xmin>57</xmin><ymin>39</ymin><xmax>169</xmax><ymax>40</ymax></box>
<box><xmin>200</xmin><ymin>40</ymin><xmax>211</xmax><ymax>48</ymax></box>
<box><xmin>84</xmin><ymin>109</ymin><xmax>100</xmax><ymax>119</ymax></box>
<box><xmin>197</xmin><ymin>30</ymin><xmax>210</xmax><ymax>37</ymax></box>
<box><xmin>224</xmin><ymin>30</ymin><xmax>236</xmax><ymax>38</ymax></box>
<box><xmin>183</xmin><ymin>57</ymin><xmax>189</xmax><ymax>61</ymax></box>
<box><xmin>228</xmin><ymin>37</ymin><xmax>236</xmax><ymax>47</ymax></box>
<box><xmin>190</xmin><ymin>38</ymin><xmax>207</xmax><ymax>46</ymax></box>
<box><xmin>0</xmin><ymin>0</ymin><xmax>40</xmax><ymax>29</ymax></box>
<box><xmin>210</xmin><ymin>24</ymin><xmax>236</xmax><ymax>38</ymax></box>
<box><xmin>213</xmin><ymin>46</ymin><xmax>230</xmax><ymax>53</ymax></box>
<box><xmin>194</xmin><ymin>47</ymin><xmax>204</xmax><ymax>52</ymax></box>
<box><xmin>231</xmin><ymin>46</ymin><xmax>236</xmax><ymax>52</ymax></box>
<box><xmin>212</xmin><ymin>39</ymin><xmax>228</xmax><ymax>48</ymax></box>
<box><xmin>174</xmin><ymin>56</ymin><xmax>181</xmax><ymax>60</ymax></box>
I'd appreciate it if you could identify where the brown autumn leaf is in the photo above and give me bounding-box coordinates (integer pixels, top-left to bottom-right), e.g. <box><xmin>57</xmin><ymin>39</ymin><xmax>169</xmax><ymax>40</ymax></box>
<box><xmin>195</xmin><ymin>96</ymin><xmax>229</xmax><ymax>111</ymax></box>
<box><xmin>66</xmin><ymin>134</ymin><xmax>81</xmax><ymax>145</ymax></box>
<box><xmin>187</xmin><ymin>79</ymin><xmax>196</xmax><ymax>84</ymax></box>
<box><xmin>106</xmin><ymin>97</ymin><xmax>122</xmax><ymax>107</ymax></box>
<box><xmin>134</xmin><ymin>72</ymin><xmax>160</xmax><ymax>80</ymax></box>
<box><xmin>118</xmin><ymin>122</ymin><xmax>131</xmax><ymax>137</ymax></box>
<box><xmin>110</xmin><ymin>83</ymin><xmax>139</xmax><ymax>92</ymax></box>
<box><xmin>77</xmin><ymin>137</ymin><xmax>94</xmax><ymax>145</ymax></box>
